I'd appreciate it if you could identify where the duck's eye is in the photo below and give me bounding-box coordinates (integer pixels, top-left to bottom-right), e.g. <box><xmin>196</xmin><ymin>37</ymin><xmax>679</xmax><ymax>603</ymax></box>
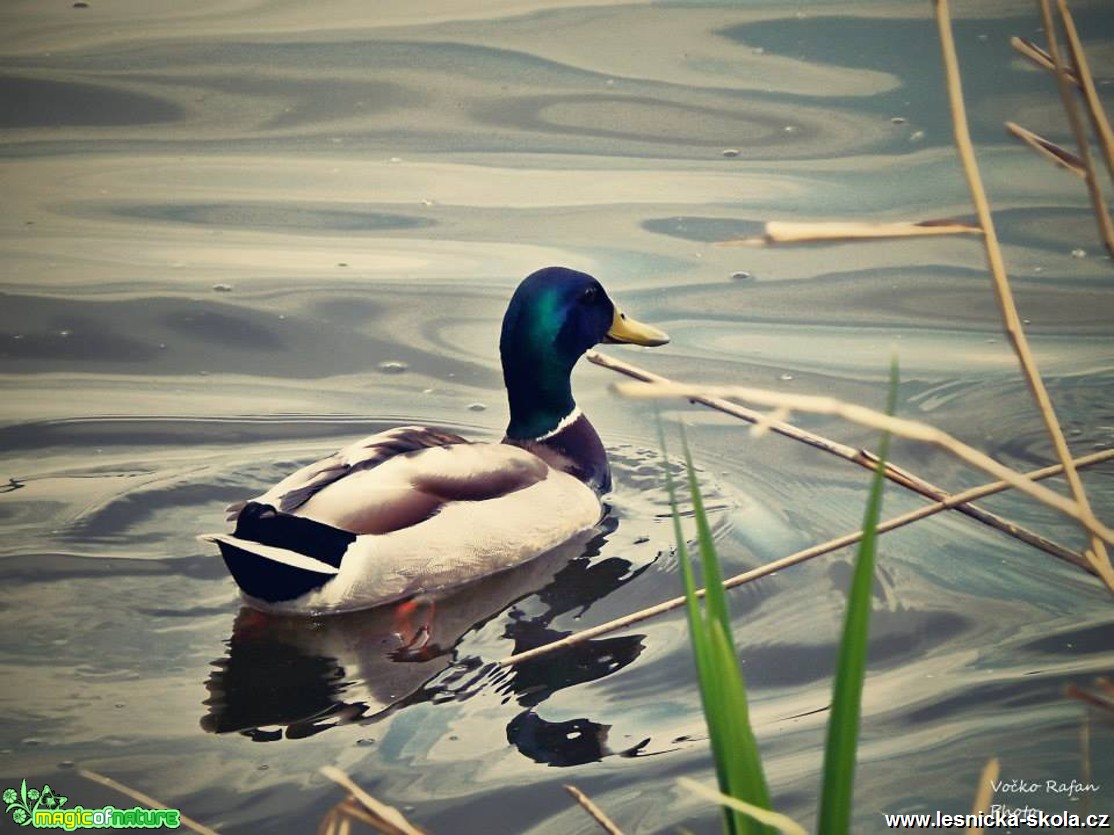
<box><xmin>580</xmin><ymin>286</ymin><xmax>598</xmax><ymax>304</ymax></box>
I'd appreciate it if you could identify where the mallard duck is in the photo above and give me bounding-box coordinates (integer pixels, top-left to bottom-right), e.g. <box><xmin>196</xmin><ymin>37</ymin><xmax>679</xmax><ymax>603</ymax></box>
<box><xmin>201</xmin><ymin>266</ymin><xmax>668</xmax><ymax>615</ymax></box>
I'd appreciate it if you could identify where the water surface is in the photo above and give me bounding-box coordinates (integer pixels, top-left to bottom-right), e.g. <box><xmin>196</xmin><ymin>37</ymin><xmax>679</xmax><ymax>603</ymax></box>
<box><xmin>3</xmin><ymin>1</ymin><xmax>1113</xmax><ymax>832</ymax></box>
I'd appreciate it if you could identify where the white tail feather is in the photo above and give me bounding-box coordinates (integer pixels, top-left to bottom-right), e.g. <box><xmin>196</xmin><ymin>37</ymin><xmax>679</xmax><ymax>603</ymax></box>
<box><xmin>198</xmin><ymin>533</ymin><xmax>340</xmax><ymax>575</ymax></box>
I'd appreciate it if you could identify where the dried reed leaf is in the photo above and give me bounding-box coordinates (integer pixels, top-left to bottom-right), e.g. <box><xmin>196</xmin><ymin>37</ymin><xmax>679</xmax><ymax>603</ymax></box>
<box><xmin>564</xmin><ymin>785</ymin><xmax>624</xmax><ymax>835</ymax></box>
<box><xmin>1005</xmin><ymin>121</ymin><xmax>1085</xmax><ymax>176</ymax></box>
<box><xmin>587</xmin><ymin>350</ymin><xmax>1088</xmax><ymax>572</ymax></box>
<box><xmin>968</xmin><ymin>758</ymin><xmax>1000</xmax><ymax>835</ymax></box>
<box><xmin>318</xmin><ymin>807</ymin><xmax>344</xmax><ymax>835</ymax></box>
<box><xmin>318</xmin><ymin>768</ymin><xmax>424</xmax><ymax>835</ymax></box>
<box><xmin>720</xmin><ymin>218</ymin><xmax>980</xmax><ymax>246</ymax></box>
<box><xmin>679</xmin><ymin>779</ymin><xmax>807</xmax><ymax>835</ymax></box>
<box><xmin>78</xmin><ymin>770</ymin><xmax>219</xmax><ymax>835</ymax></box>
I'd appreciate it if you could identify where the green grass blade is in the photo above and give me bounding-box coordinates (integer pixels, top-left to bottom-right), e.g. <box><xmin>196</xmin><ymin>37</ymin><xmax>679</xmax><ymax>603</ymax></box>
<box><xmin>666</xmin><ymin>423</ymin><xmax>773</xmax><ymax>835</ymax></box>
<box><xmin>662</xmin><ymin>426</ymin><xmax>712</xmax><ymax>683</ymax></box>
<box><xmin>707</xmin><ymin>619</ymin><xmax>773</xmax><ymax>832</ymax></box>
<box><xmin>682</xmin><ymin>433</ymin><xmax>737</xmax><ymax>656</ymax></box>
<box><xmin>818</xmin><ymin>360</ymin><xmax>899</xmax><ymax>834</ymax></box>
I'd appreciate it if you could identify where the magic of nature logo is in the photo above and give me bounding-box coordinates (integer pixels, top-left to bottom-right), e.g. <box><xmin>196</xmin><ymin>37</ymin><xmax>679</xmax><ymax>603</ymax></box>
<box><xmin>4</xmin><ymin>778</ymin><xmax>180</xmax><ymax>829</ymax></box>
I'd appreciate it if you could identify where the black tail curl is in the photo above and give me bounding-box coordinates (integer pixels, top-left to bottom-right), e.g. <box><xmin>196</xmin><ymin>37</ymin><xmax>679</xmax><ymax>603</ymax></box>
<box><xmin>221</xmin><ymin>502</ymin><xmax>356</xmax><ymax>603</ymax></box>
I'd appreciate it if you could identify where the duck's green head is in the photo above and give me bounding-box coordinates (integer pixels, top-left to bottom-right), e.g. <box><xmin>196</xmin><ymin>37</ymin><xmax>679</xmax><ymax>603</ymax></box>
<box><xmin>500</xmin><ymin>267</ymin><xmax>669</xmax><ymax>440</ymax></box>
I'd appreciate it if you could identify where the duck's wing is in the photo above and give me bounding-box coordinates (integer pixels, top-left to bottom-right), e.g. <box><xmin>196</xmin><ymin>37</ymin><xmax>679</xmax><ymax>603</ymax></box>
<box><xmin>244</xmin><ymin>425</ymin><xmax>469</xmax><ymax>517</ymax></box>
<box><xmin>292</xmin><ymin>438</ymin><xmax>552</xmax><ymax>535</ymax></box>
<box><xmin>229</xmin><ymin>425</ymin><xmax>552</xmax><ymax>536</ymax></box>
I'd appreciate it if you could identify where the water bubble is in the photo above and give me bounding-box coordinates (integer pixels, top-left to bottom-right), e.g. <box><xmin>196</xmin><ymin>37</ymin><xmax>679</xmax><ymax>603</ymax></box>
<box><xmin>467</xmin><ymin>403</ymin><xmax>487</xmax><ymax>412</ymax></box>
<box><xmin>634</xmin><ymin>535</ymin><xmax>650</xmax><ymax>545</ymax></box>
<box><xmin>377</xmin><ymin>361</ymin><xmax>409</xmax><ymax>374</ymax></box>
<box><xmin>730</xmin><ymin>270</ymin><xmax>753</xmax><ymax>281</ymax></box>
<box><xmin>212</xmin><ymin>283</ymin><xmax>233</xmax><ymax>292</ymax></box>
<box><xmin>783</xmin><ymin>125</ymin><xmax>798</xmax><ymax>134</ymax></box>
<box><xmin>778</xmin><ymin>373</ymin><xmax>794</xmax><ymax>382</ymax></box>
<box><xmin>721</xmin><ymin>148</ymin><xmax>740</xmax><ymax>158</ymax></box>
<box><xmin>58</xmin><ymin>329</ymin><xmax>71</xmax><ymax>338</ymax></box>
<box><xmin>58</xmin><ymin>761</ymin><xmax>75</xmax><ymax>769</ymax></box>
<box><xmin>909</xmin><ymin>130</ymin><xmax>926</xmax><ymax>142</ymax></box>
<box><xmin>890</xmin><ymin>116</ymin><xmax>907</xmax><ymax>125</ymax></box>
<box><xmin>337</xmin><ymin>262</ymin><xmax>349</xmax><ymax>267</ymax></box>
<box><xmin>1071</xmin><ymin>248</ymin><xmax>1086</xmax><ymax>258</ymax></box>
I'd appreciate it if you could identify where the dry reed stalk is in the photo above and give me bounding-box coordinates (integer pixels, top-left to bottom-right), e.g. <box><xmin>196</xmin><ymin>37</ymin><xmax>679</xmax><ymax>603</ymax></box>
<box><xmin>78</xmin><ymin>770</ymin><xmax>219</xmax><ymax>835</ymax></box>
<box><xmin>1079</xmin><ymin>714</ymin><xmax>1092</xmax><ymax>818</ymax></box>
<box><xmin>320</xmin><ymin>797</ymin><xmax>386</xmax><ymax>835</ymax></box>
<box><xmin>588</xmin><ymin>350</ymin><xmax>1090</xmax><ymax>571</ymax></box>
<box><xmin>1066</xmin><ymin>678</ymin><xmax>1114</xmax><ymax>712</ymax></box>
<box><xmin>617</xmin><ymin>380</ymin><xmax>1114</xmax><ymax>548</ymax></box>
<box><xmin>1005</xmin><ymin>121</ymin><xmax>1085</xmax><ymax>176</ymax></box>
<box><xmin>967</xmin><ymin>758</ymin><xmax>1000</xmax><ymax>835</ymax></box>
<box><xmin>720</xmin><ymin>219</ymin><xmax>980</xmax><ymax>246</ymax></box>
<box><xmin>1010</xmin><ymin>37</ymin><xmax>1078</xmax><ymax>83</ymax></box>
<box><xmin>1036</xmin><ymin>0</ymin><xmax>1114</xmax><ymax>254</ymax></box>
<box><xmin>935</xmin><ymin>0</ymin><xmax>1114</xmax><ymax>584</ymax></box>
<box><xmin>318</xmin><ymin>768</ymin><xmax>425</xmax><ymax>835</ymax></box>
<box><xmin>319</xmin><ymin>803</ymin><xmax>357</xmax><ymax>835</ymax></box>
<box><xmin>497</xmin><ymin>448</ymin><xmax>1113</xmax><ymax>667</ymax></box>
<box><xmin>1010</xmin><ymin>29</ymin><xmax>1114</xmax><ymax>183</ymax></box>
<box><xmin>564</xmin><ymin>785</ymin><xmax>625</xmax><ymax>835</ymax></box>
<box><xmin>1054</xmin><ymin>1</ymin><xmax>1114</xmax><ymax>182</ymax></box>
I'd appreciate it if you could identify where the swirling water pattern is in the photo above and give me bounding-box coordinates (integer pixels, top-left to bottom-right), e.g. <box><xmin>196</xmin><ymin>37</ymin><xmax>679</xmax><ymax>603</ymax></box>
<box><xmin>2</xmin><ymin>2</ymin><xmax>1113</xmax><ymax>832</ymax></box>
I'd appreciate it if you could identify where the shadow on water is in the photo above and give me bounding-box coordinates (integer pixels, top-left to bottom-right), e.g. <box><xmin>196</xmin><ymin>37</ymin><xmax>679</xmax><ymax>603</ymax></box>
<box><xmin>202</xmin><ymin>516</ymin><xmax>653</xmax><ymax>766</ymax></box>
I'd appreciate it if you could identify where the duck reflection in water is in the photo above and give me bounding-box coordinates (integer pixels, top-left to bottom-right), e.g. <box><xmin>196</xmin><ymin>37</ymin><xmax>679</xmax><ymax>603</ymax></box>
<box><xmin>202</xmin><ymin>517</ymin><xmax>653</xmax><ymax>764</ymax></box>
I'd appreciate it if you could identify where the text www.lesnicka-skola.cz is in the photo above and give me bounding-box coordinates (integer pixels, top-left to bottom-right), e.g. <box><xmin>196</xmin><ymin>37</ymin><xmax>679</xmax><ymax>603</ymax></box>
<box><xmin>882</xmin><ymin>809</ymin><xmax>1110</xmax><ymax>829</ymax></box>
